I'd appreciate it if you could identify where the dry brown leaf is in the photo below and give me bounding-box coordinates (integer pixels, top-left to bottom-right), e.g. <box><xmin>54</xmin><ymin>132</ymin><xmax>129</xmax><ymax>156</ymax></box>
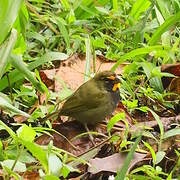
<box><xmin>35</xmin><ymin>121</ymin><xmax>103</xmax><ymax>156</ymax></box>
<box><xmin>88</xmin><ymin>152</ymin><xmax>146</xmax><ymax>174</ymax></box>
<box><xmin>161</xmin><ymin>63</ymin><xmax>180</xmax><ymax>89</ymax></box>
<box><xmin>39</xmin><ymin>69</ymin><xmax>56</xmax><ymax>88</ymax></box>
<box><xmin>168</xmin><ymin>77</ymin><xmax>180</xmax><ymax>95</ymax></box>
<box><xmin>55</xmin><ymin>54</ymin><xmax>127</xmax><ymax>92</ymax></box>
<box><xmin>21</xmin><ymin>171</ymin><xmax>40</xmax><ymax>180</ymax></box>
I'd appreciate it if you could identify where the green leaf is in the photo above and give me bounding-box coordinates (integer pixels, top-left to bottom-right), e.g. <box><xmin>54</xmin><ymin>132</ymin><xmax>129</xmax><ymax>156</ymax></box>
<box><xmin>0</xmin><ymin>29</ymin><xmax>17</xmax><ymax>79</ymax></box>
<box><xmin>0</xmin><ymin>120</ymin><xmax>17</xmax><ymax>140</ymax></box>
<box><xmin>61</xmin><ymin>0</ymin><xmax>70</xmax><ymax>10</ymax></box>
<box><xmin>0</xmin><ymin>0</ymin><xmax>23</xmax><ymax>44</ymax></box>
<box><xmin>10</xmin><ymin>54</ymin><xmax>45</xmax><ymax>92</ymax></box>
<box><xmin>149</xmin><ymin>11</ymin><xmax>180</xmax><ymax>45</ymax></box>
<box><xmin>115</xmin><ymin>135</ymin><xmax>142</xmax><ymax>180</ymax></box>
<box><xmin>155</xmin><ymin>151</ymin><xmax>165</xmax><ymax>164</ymax></box>
<box><xmin>163</xmin><ymin>128</ymin><xmax>180</xmax><ymax>139</ymax></box>
<box><xmin>48</xmin><ymin>153</ymin><xmax>62</xmax><ymax>176</ymax></box>
<box><xmin>148</xmin><ymin>108</ymin><xmax>164</xmax><ymax>150</ymax></box>
<box><xmin>53</xmin><ymin>17</ymin><xmax>70</xmax><ymax>50</ymax></box>
<box><xmin>84</xmin><ymin>35</ymin><xmax>91</xmax><ymax>82</ymax></box>
<box><xmin>44</xmin><ymin>175</ymin><xmax>59</xmax><ymax>180</ymax></box>
<box><xmin>1</xmin><ymin>160</ymin><xmax>26</xmax><ymax>172</ymax></box>
<box><xmin>0</xmin><ymin>52</ymin><xmax>69</xmax><ymax>91</ymax></box>
<box><xmin>107</xmin><ymin>113</ymin><xmax>125</xmax><ymax>133</ymax></box>
<box><xmin>0</xmin><ymin>96</ymin><xmax>30</xmax><ymax>118</ymax></box>
<box><xmin>21</xmin><ymin>140</ymin><xmax>48</xmax><ymax>173</ymax></box>
<box><xmin>17</xmin><ymin>124</ymin><xmax>36</xmax><ymax>142</ymax></box>
<box><xmin>143</xmin><ymin>141</ymin><xmax>156</xmax><ymax>165</ymax></box>
<box><xmin>155</xmin><ymin>0</ymin><xmax>171</xmax><ymax>20</ymax></box>
<box><xmin>130</xmin><ymin>0</ymin><xmax>151</xmax><ymax>20</ymax></box>
<box><xmin>111</xmin><ymin>45</ymin><xmax>169</xmax><ymax>71</ymax></box>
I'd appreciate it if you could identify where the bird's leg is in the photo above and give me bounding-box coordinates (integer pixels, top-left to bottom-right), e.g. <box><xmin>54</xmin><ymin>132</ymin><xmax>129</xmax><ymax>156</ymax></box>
<box><xmin>84</xmin><ymin>123</ymin><xmax>95</xmax><ymax>146</ymax></box>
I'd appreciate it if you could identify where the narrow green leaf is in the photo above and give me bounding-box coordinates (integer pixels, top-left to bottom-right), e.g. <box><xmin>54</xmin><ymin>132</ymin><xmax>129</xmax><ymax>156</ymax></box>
<box><xmin>0</xmin><ymin>52</ymin><xmax>68</xmax><ymax>91</ymax></box>
<box><xmin>0</xmin><ymin>29</ymin><xmax>17</xmax><ymax>79</ymax></box>
<box><xmin>155</xmin><ymin>0</ymin><xmax>171</xmax><ymax>20</ymax></box>
<box><xmin>149</xmin><ymin>11</ymin><xmax>180</xmax><ymax>45</ymax></box>
<box><xmin>143</xmin><ymin>141</ymin><xmax>156</xmax><ymax>165</ymax></box>
<box><xmin>84</xmin><ymin>35</ymin><xmax>91</xmax><ymax>82</ymax></box>
<box><xmin>107</xmin><ymin>113</ymin><xmax>125</xmax><ymax>133</ymax></box>
<box><xmin>112</xmin><ymin>0</ymin><xmax>118</xmax><ymax>12</ymax></box>
<box><xmin>54</xmin><ymin>17</ymin><xmax>70</xmax><ymax>50</ymax></box>
<box><xmin>115</xmin><ymin>135</ymin><xmax>142</xmax><ymax>180</ymax></box>
<box><xmin>0</xmin><ymin>96</ymin><xmax>30</xmax><ymax>118</ymax></box>
<box><xmin>10</xmin><ymin>54</ymin><xmax>44</xmax><ymax>92</ymax></box>
<box><xmin>111</xmin><ymin>46</ymin><xmax>169</xmax><ymax>71</ymax></box>
<box><xmin>61</xmin><ymin>0</ymin><xmax>70</xmax><ymax>10</ymax></box>
<box><xmin>130</xmin><ymin>0</ymin><xmax>151</xmax><ymax>20</ymax></box>
<box><xmin>163</xmin><ymin>128</ymin><xmax>180</xmax><ymax>139</ymax></box>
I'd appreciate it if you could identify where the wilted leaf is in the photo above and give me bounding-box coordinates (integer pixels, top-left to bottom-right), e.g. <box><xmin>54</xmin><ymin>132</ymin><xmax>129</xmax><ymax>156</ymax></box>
<box><xmin>88</xmin><ymin>152</ymin><xmax>146</xmax><ymax>174</ymax></box>
<box><xmin>1</xmin><ymin>160</ymin><xmax>26</xmax><ymax>172</ymax></box>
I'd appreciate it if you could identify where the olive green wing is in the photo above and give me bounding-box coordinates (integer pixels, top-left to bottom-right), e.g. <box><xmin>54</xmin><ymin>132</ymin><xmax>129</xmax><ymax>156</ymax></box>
<box><xmin>60</xmin><ymin>81</ymin><xmax>107</xmax><ymax>115</ymax></box>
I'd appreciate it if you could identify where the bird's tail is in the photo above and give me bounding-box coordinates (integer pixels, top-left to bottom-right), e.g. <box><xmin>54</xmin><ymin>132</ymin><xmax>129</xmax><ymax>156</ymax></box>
<box><xmin>39</xmin><ymin>111</ymin><xmax>59</xmax><ymax>123</ymax></box>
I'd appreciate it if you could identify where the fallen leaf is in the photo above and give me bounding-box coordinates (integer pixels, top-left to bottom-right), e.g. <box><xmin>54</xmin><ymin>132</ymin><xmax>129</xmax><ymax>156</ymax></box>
<box><xmin>88</xmin><ymin>152</ymin><xmax>146</xmax><ymax>174</ymax></box>
<box><xmin>55</xmin><ymin>54</ymin><xmax>127</xmax><ymax>92</ymax></box>
<box><xmin>161</xmin><ymin>63</ymin><xmax>180</xmax><ymax>89</ymax></box>
<box><xmin>39</xmin><ymin>69</ymin><xmax>56</xmax><ymax>88</ymax></box>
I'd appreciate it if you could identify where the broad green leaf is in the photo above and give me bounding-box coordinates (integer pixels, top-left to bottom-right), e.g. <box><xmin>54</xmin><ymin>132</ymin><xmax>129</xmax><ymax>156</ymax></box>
<box><xmin>17</xmin><ymin>124</ymin><xmax>36</xmax><ymax>142</ymax></box>
<box><xmin>21</xmin><ymin>140</ymin><xmax>48</xmax><ymax>173</ymax></box>
<box><xmin>44</xmin><ymin>175</ymin><xmax>59</xmax><ymax>180</ymax></box>
<box><xmin>48</xmin><ymin>153</ymin><xmax>62</xmax><ymax>176</ymax></box>
<box><xmin>155</xmin><ymin>151</ymin><xmax>165</xmax><ymax>164</ymax></box>
<box><xmin>0</xmin><ymin>0</ymin><xmax>23</xmax><ymax>44</ymax></box>
<box><xmin>1</xmin><ymin>160</ymin><xmax>26</xmax><ymax>172</ymax></box>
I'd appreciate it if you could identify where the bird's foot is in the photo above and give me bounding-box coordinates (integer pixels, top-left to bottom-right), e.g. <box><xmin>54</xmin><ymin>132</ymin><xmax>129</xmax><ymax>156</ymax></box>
<box><xmin>84</xmin><ymin>123</ymin><xmax>95</xmax><ymax>146</ymax></box>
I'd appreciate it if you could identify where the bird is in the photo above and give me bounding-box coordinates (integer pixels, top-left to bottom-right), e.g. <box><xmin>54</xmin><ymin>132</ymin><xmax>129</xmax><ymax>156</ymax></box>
<box><xmin>58</xmin><ymin>70</ymin><xmax>121</xmax><ymax>125</ymax></box>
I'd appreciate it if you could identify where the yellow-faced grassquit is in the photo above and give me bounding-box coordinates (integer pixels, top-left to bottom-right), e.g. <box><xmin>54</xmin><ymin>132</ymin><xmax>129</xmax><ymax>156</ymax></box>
<box><xmin>58</xmin><ymin>71</ymin><xmax>120</xmax><ymax>125</ymax></box>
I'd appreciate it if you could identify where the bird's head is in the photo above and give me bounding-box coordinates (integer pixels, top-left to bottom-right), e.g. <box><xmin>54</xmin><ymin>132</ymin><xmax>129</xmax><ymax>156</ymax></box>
<box><xmin>94</xmin><ymin>71</ymin><xmax>121</xmax><ymax>92</ymax></box>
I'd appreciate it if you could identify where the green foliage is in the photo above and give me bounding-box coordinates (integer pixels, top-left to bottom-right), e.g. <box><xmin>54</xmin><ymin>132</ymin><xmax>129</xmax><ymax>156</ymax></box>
<box><xmin>0</xmin><ymin>0</ymin><xmax>179</xmax><ymax>179</ymax></box>
<box><xmin>0</xmin><ymin>0</ymin><xmax>23</xmax><ymax>44</ymax></box>
<box><xmin>115</xmin><ymin>134</ymin><xmax>142</xmax><ymax>180</ymax></box>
